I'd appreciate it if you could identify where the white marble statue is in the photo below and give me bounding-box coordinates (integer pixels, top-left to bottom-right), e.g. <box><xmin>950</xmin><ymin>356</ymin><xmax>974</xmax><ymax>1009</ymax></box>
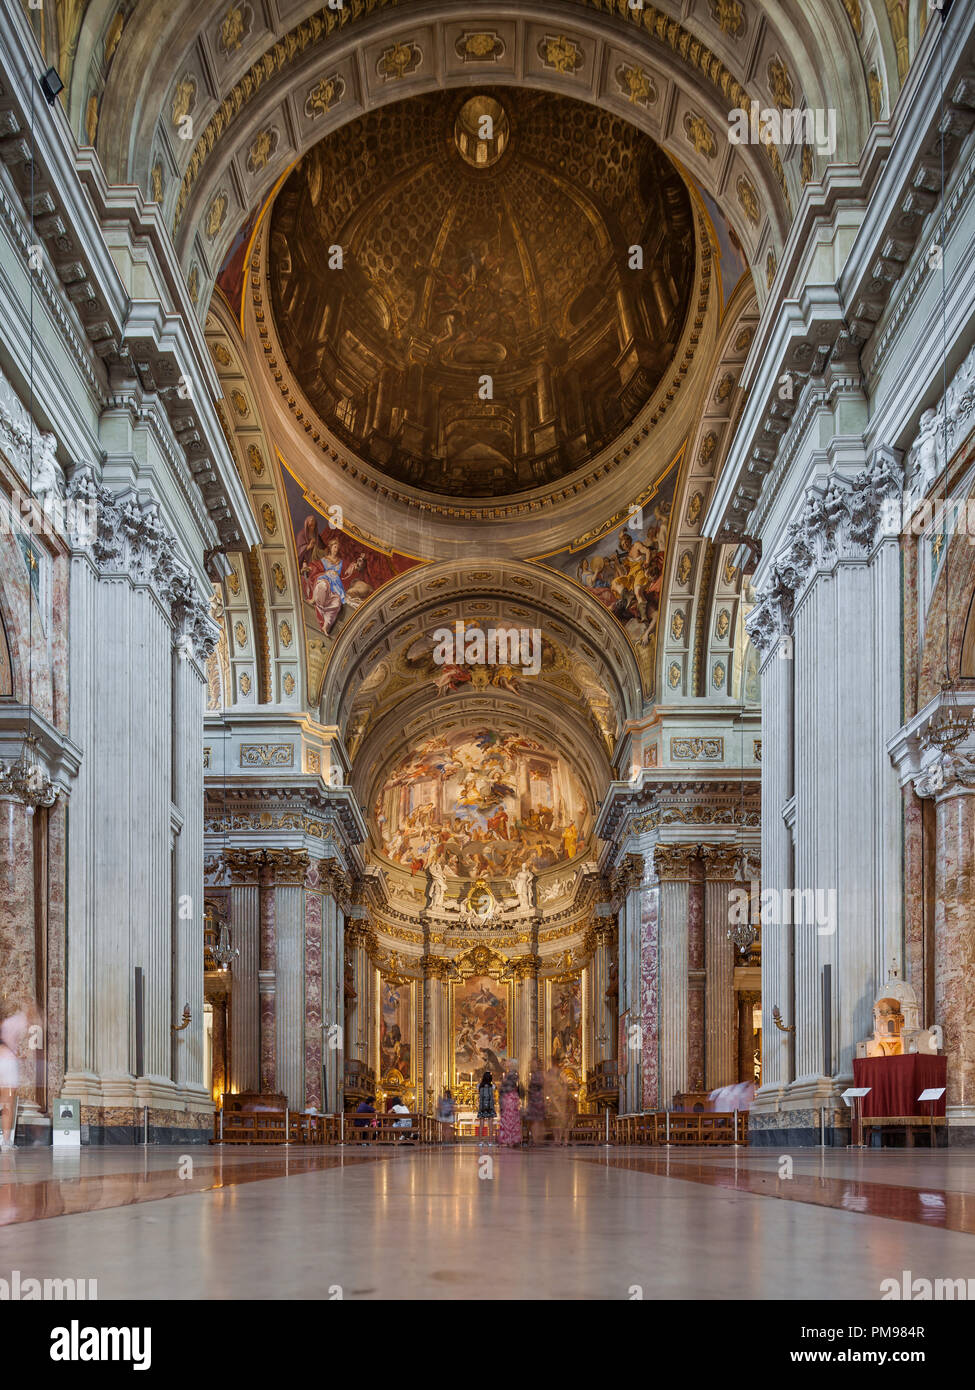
<box><xmin>427</xmin><ymin>860</ymin><xmax>447</xmax><ymax>911</ymax></box>
<box><xmin>32</xmin><ymin>430</ymin><xmax>64</xmax><ymax>502</ymax></box>
<box><xmin>513</xmin><ymin>863</ymin><xmax>535</xmax><ymax>913</ymax></box>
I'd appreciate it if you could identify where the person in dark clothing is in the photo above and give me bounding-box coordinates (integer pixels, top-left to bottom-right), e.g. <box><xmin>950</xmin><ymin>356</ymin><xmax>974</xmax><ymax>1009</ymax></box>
<box><xmin>476</xmin><ymin>1070</ymin><xmax>496</xmax><ymax>1143</ymax></box>
<box><xmin>353</xmin><ymin>1095</ymin><xmax>376</xmax><ymax>1139</ymax></box>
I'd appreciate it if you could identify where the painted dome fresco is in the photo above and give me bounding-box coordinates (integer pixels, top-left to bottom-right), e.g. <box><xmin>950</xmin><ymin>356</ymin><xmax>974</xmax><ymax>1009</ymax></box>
<box><xmin>269</xmin><ymin>87</ymin><xmax>695</xmax><ymax>499</ymax></box>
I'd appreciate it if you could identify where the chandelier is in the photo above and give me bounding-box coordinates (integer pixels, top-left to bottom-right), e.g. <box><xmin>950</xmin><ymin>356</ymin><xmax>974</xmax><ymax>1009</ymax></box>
<box><xmin>204</xmin><ymin>907</ymin><xmax>237</xmax><ymax>972</ymax></box>
<box><xmin>0</xmin><ymin>734</ymin><xmax>58</xmax><ymax>810</ymax></box>
<box><xmin>921</xmin><ymin>680</ymin><xmax>974</xmax><ymax>754</ymax></box>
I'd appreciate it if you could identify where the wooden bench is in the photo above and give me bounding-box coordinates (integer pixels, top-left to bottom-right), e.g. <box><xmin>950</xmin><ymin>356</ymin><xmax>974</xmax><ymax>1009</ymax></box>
<box><xmin>862</xmin><ymin>1114</ymin><xmax>947</xmax><ymax>1148</ymax></box>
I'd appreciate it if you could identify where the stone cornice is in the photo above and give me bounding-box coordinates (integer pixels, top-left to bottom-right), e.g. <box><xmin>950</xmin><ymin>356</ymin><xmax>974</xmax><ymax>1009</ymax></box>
<box><xmin>705</xmin><ymin>4</ymin><xmax>975</xmax><ymax>544</ymax></box>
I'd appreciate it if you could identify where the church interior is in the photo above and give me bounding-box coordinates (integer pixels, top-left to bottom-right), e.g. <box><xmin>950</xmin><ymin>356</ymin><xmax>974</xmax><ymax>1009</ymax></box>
<box><xmin>0</xmin><ymin>0</ymin><xmax>974</xmax><ymax>1327</ymax></box>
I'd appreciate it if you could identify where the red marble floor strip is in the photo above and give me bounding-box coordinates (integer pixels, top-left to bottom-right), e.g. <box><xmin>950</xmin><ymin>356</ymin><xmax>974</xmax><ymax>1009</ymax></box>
<box><xmin>580</xmin><ymin>1153</ymin><xmax>975</xmax><ymax>1233</ymax></box>
<box><xmin>0</xmin><ymin>1150</ymin><xmax>390</xmax><ymax>1227</ymax></box>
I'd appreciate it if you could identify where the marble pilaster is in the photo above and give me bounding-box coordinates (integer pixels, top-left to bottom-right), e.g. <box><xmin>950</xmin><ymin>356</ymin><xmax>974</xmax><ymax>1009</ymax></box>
<box><xmin>914</xmin><ymin>752</ymin><xmax>975</xmax><ymax>1121</ymax></box>
<box><xmin>653</xmin><ymin>845</ymin><xmax>697</xmax><ymax>1108</ymax></box>
<box><xmin>303</xmin><ymin>865</ymin><xmax>323</xmax><ymax>1111</ymax></box>
<box><xmin>223</xmin><ymin>850</ymin><xmax>261</xmax><ymax>1094</ymax></box>
<box><xmin>259</xmin><ymin>860</ymin><xmax>277</xmax><ymax>1093</ymax></box>
<box><xmin>701</xmin><ymin>845</ymin><xmax>740</xmax><ymax>1091</ymax></box>
<box><xmin>269</xmin><ymin>849</ymin><xmax>309</xmax><ymax>1108</ymax></box>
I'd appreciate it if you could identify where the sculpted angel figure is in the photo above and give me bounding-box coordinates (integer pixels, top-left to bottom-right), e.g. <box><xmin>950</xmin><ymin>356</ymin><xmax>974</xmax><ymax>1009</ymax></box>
<box><xmin>427</xmin><ymin>859</ymin><xmax>448</xmax><ymax>911</ymax></box>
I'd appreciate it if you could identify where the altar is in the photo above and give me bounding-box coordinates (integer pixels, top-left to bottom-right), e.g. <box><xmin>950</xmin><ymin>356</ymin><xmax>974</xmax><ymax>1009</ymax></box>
<box><xmin>852</xmin><ymin>1055</ymin><xmax>947</xmax><ymax>1118</ymax></box>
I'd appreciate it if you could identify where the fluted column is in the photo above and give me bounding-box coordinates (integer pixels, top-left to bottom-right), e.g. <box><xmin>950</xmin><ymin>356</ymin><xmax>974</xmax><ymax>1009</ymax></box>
<box><xmin>746</xmin><ymin>449</ymin><xmax>904</xmax><ymax>1132</ymax></box>
<box><xmin>686</xmin><ymin>860</ymin><xmax>706</xmax><ymax>1093</ymax></box>
<box><xmin>259</xmin><ymin>860</ymin><xmax>276</xmax><ymax>1092</ymax></box>
<box><xmin>62</xmin><ymin>471</ymin><xmax>218</xmax><ymax>1127</ymax></box>
<box><xmin>345</xmin><ymin>922</ymin><xmax>372</xmax><ymax>1083</ymax></box>
<box><xmin>701</xmin><ymin>845</ymin><xmax>740</xmax><ymax>1090</ymax></box>
<box><xmin>172</xmin><ymin>640</ymin><xmax>207</xmax><ymax>1098</ymax></box>
<box><xmin>513</xmin><ymin>956</ymin><xmax>541</xmax><ymax>1075</ymax></box>
<box><xmin>589</xmin><ymin>920</ymin><xmax>616</xmax><ymax>1062</ymax></box>
<box><xmin>653</xmin><ymin>845</ymin><xmax>697</xmax><ymax>1109</ymax></box>
<box><xmin>267</xmin><ymin>849</ymin><xmax>309</xmax><ymax>1108</ymax></box>
<box><xmin>755</xmin><ymin>633</ymin><xmax>794</xmax><ymax>1103</ymax></box>
<box><xmin>224</xmin><ymin>849</ymin><xmax>261</xmax><ymax>1093</ymax></box>
<box><xmin>421</xmin><ymin>955</ymin><xmax>449</xmax><ymax>1106</ymax></box>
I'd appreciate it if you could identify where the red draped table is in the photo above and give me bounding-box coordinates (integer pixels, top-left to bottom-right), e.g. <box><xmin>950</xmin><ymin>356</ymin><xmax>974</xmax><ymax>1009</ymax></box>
<box><xmin>852</xmin><ymin>1055</ymin><xmax>947</xmax><ymax>1117</ymax></box>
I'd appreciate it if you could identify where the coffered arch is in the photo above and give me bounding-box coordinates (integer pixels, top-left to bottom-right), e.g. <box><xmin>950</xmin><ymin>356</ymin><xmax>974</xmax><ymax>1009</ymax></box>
<box><xmin>72</xmin><ymin>0</ymin><xmax>875</xmax><ymax>314</ymax></box>
<box><xmin>321</xmin><ymin>556</ymin><xmax>645</xmax><ymax>754</ymax></box>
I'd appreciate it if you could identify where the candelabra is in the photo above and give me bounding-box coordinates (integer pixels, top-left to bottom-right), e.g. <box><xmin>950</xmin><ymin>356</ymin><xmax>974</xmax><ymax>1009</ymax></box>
<box><xmin>0</xmin><ymin>735</ymin><xmax>58</xmax><ymax>810</ymax></box>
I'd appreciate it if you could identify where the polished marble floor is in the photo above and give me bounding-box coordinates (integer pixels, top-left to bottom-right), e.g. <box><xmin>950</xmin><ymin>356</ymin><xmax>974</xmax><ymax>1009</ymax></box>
<box><xmin>2</xmin><ymin>1144</ymin><xmax>975</xmax><ymax>1299</ymax></box>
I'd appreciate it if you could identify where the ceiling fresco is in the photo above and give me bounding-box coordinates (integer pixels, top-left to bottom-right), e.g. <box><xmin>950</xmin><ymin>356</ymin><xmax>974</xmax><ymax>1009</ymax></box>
<box><xmin>280</xmin><ymin>461</ymin><xmax>424</xmax><ymax>700</ymax></box>
<box><xmin>374</xmin><ymin>726</ymin><xmax>590</xmax><ymax>880</ymax></box>
<box><xmin>533</xmin><ymin>449</ymin><xmax>681</xmax><ymax>696</ymax></box>
<box><xmin>345</xmin><ymin>617</ymin><xmax>617</xmax><ymax>762</ymax></box>
<box><xmin>268</xmin><ymin>87</ymin><xmax>695</xmax><ymax>499</ymax></box>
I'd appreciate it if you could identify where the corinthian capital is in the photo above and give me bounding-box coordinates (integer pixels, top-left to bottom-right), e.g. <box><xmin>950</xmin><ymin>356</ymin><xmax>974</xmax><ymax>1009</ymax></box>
<box><xmin>222</xmin><ymin>847</ymin><xmax>265</xmax><ymax>884</ymax></box>
<box><xmin>265</xmin><ymin>848</ymin><xmax>311</xmax><ymax>885</ymax></box>
<box><xmin>320</xmin><ymin>858</ymin><xmax>352</xmax><ymax>905</ymax></box>
<box><xmin>653</xmin><ymin>843</ymin><xmax>699</xmax><ymax>880</ymax></box>
<box><xmin>420</xmin><ymin>953</ymin><xmax>451</xmax><ymax>980</ymax></box>
<box><xmin>913</xmin><ymin>750</ymin><xmax>975</xmax><ymax>800</ymax></box>
<box><xmin>610</xmin><ymin>853</ymin><xmax>645</xmax><ymax>899</ymax></box>
<box><xmin>699</xmin><ymin>844</ymin><xmax>742</xmax><ymax>879</ymax></box>
<box><xmin>67</xmin><ymin>465</ymin><xmax>217</xmax><ymax>655</ymax></box>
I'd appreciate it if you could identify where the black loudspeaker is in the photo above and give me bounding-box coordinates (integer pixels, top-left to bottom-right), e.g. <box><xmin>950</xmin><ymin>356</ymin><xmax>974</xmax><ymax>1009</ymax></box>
<box><xmin>39</xmin><ymin>67</ymin><xmax>64</xmax><ymax>105</ymax></box>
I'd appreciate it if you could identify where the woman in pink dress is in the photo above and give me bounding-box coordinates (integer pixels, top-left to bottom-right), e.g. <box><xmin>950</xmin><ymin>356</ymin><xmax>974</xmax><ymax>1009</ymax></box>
<box><xmin>0</xmin><ymin>1003</ymin><xmax>29</xmax><ymax>1153</ymax></box>
<box><xmin>498</xmin><ymin>1067</ymin><xmax>524</xmax><ymax>1147</ymax></box>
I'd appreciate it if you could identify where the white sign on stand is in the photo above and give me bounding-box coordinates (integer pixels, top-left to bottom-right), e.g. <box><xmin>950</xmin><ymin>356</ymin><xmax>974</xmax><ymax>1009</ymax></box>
<box><xmin>52</xmin><ymin>1098</ymin><xmax>81</xmax><ymax>1148</ymax></box>
<box><xmin>841</xmin><ymin>1087</ymin><xmax>871</xmax><ymax>1148</ymax></box>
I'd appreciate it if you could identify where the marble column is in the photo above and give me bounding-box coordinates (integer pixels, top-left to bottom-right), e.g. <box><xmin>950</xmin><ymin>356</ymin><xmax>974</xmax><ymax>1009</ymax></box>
<box><xmin>613</xmin><ymin>854</ymin><xmax>645</xmax><ymax>1113</ymax></box>
<box><xmin>259</xmin><ymin>860</ymin><xmax>276</xmax><ymax>1093</ymax></box>
<box><xmin>421</xmin><ymin>956</ymin><xmax>449</xmax><ymax>1107</ymax></box>
<box><xmin>639</xmin><ymin>888</ymin><xmax>659</xmax><ymax>1111</ymax></box>
<box><xmin>513</xmin><ymin>956</ymin><xmax>541</xmax><ymax>1075</ymax></box>
<box><xmin>653</xmin><ymin>845</ymin><xmax>698</xmax><ymax>1108</ymax></box>
<box><xmin>269</xmin><ymin>849</ymin><xmax>309</xmax><ymax>1108</ymax></box>
<box><xmin>224</xmin><ymin>849</ymin><xmax>261</xmax><ymax>1093</ymax></box>
<box><xmin>914</xmin><ymin>752</ymin><xmax>975</xmax><ymax>1121</ymax></box>
<box><xmin>324</xmin><ymin>891</ymin><xmax>344</xmax><ymax>1115</ymax></box>
<box><xmin>588</xmin><ymin>919</ymin><xmax>617</xmax><ymax>1065</ymax></box>
<box><xmin>0</xmin><ymin>796</ymin><xmax>38</xmax><ymax>1112</ymax></box>
<box><xmin>701</xmin><ymin>845</ymin><xmax>740</xmax><ymax>1090</ymax></box>
<box><xmin>686</xmin><ymin>861</ymin><xmax>706</xmax><ymax>1093</ymax></box>
<box><xmin>303</xmin><ymin>862</ymin><xmax>324</xmax><ymax>1111</ymax></box>
<box><xmin>345</xmin><ymin>922</ymin><xmax>372</xmax><ymax>1088</ymax></box>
